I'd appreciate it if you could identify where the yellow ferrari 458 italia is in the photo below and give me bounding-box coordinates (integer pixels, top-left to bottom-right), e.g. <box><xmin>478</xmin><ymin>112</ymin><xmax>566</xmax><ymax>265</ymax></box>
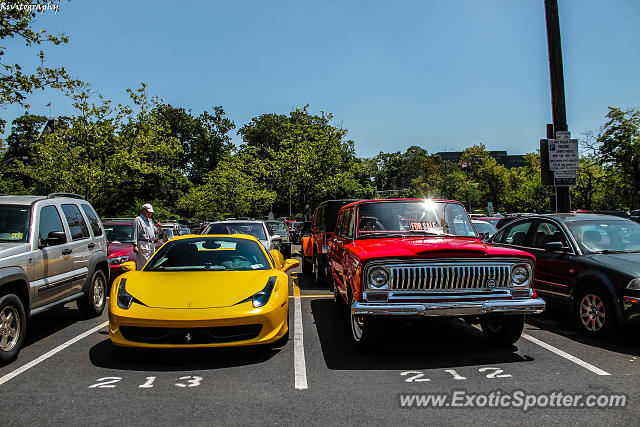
<box><xmin>108</xmin><ymin>234</ymin><xmax>299</xmax><ymax>348</ymax></box>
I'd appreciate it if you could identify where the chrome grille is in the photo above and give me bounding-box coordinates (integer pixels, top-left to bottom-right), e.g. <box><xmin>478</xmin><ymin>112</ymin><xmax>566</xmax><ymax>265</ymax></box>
<box><xmin>388</xmin><ymin>263</ymin><xmax>513</xmax><ymax>291</ymax></box>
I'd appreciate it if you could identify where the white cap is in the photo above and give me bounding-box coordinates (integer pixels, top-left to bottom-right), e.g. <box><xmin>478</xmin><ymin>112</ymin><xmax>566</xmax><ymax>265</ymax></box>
<box><xmin>141</xmin><ymin>203</ymin><xmax>154</xmax><ymax>213</ymax></box>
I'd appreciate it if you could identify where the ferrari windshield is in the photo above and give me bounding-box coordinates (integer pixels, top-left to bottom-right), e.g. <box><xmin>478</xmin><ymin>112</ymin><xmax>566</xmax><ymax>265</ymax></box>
<box><xmin>145</xmin><ymin>236</ymin><xmax>270</xmax><ymax>271</ymax></box>
<box><xmin>357</xmin><ymin>200</ymin><xmax>477</xmax><ymax>238</ymax></box>
<box><xmin>0</xmin><ymin>204</ymin><xmax>31</xmax><ymax>242</ymax></box>
<box><xmin>566</xmin><ymin>219</ymin><xmax>640</xmax><ymax>253</ymax></box>
<box><xmin>205</xmin><ymin>222</ymin><xmax>267</xmax><ymax>240</ymax></box>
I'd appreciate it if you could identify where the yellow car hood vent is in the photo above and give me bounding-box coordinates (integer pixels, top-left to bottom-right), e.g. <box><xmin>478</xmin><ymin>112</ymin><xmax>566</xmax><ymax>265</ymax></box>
<box><xmin>125</xmin><ymin>270</ymin><xmax>275</xmax><ymax>309</ymax></box>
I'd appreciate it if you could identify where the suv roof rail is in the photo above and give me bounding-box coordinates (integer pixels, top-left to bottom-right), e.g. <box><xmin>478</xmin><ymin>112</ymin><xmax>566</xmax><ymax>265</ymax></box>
<box><xmin>47</xmin><ymin>192</ymin><xmax>85</xmax><ymax>200</ymax></box>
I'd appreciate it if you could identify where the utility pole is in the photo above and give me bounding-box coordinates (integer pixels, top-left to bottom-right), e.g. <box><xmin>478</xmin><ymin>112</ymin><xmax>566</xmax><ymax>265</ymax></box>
<box><xmin>544</xmin><ymin>0</ymin><xmax>570</xmax><ymax>212</ymax></box>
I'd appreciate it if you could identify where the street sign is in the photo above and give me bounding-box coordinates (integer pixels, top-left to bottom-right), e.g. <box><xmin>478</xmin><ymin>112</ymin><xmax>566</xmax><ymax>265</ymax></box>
<box><xmin>553</xmin><ymin>170</ymin><xmax>576</xmax><ymax>186</ymax></box>
<box><xmin>548</xmin><ymin>138</ymin><xmax>579</xmax><ymax>171</ymax></box>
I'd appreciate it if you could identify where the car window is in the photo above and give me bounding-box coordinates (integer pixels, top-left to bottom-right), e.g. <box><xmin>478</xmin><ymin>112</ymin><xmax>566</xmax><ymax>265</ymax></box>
<box><xmin>531</xmin><ymin>221</ymin><xmax>569</xmax><ymax>249</ymax></box>
<box><xmin>206</xmin><ymin>222</ymin><xmax>267</xmax><ymax>240</ymax></box>
<box><xmin>335</xmin><ymin>211</ymin><xmax>345</xmax><ymax>237</ymax></box>
<box><xmin>345</xmin><ymin>209</ymin><xmax>355</xmax><ymax>238</ymax></box>
<box><xmin>317</xmin><ymin>206</ymin><xmax>326</xmax><ymax>232</ymax></box>
<box><xmin>81</xmin><ymin>204</ymin><xmax>103</xmax><ymax>237</ymax></box>
<box><xmin>61</xmin><ymin>204</ymin><xmax>90</xmax><ymax>240</ymax></box>
<box><xmin>38</xmin><ymin>205</ymin><xmax>65</xmax><ymax>243</ymax></box>
<box><xmin>500</xmin><ymin>220</ymin><xmax>533</xmax><ymax>246</ymax></box>
<box><xmin>0</xmin><ymin>204</ymin><xmax>31</xmax><ymax>242</ymax></box>
<box><xmin>145</xmin><ymin>236</ymin><xmax>270</xmax><ymax>271</ymax></box>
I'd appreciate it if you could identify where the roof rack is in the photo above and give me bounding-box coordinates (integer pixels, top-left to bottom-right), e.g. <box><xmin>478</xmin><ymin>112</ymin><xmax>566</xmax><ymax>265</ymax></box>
<box><xmin>47</xmin><ymin>192</ymin><xmax>85</xmax><ymax>200</ymax></box>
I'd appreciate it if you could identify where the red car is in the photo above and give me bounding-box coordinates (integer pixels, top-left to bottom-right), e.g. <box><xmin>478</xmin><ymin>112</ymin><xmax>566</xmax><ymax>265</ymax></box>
<box><xmin>103</xmin><ymin>220</ymin><xmax>165</xmax><ymax>286</ymax></box>
<box><xmin>328</xmin><ymin>198</ymin><xmax>545</xmax><ymax>348</ymax></box>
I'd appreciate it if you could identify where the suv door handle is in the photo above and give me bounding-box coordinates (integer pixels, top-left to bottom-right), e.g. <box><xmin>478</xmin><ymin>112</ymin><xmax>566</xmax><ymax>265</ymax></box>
<box><xmin>62</xmin><ymin>248</ymin><xmax>72</xmax><ymax>255</ymax></box>
<box><xmin>88</xmin><ymin>243</ymin><xmax>95</xmax><ymax>249</ymax></box>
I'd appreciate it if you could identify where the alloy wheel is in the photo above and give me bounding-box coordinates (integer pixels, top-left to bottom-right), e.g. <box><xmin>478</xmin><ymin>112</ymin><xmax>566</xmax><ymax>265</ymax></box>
<box><xmin>579</xmin><ymin>293</ymin><xmax>606</xmax><ymax>332</ymax></box>
<box><xmin>0</xmin><ymin>305</ymin><xmax>21</xmax><ymax>352</ymax></box>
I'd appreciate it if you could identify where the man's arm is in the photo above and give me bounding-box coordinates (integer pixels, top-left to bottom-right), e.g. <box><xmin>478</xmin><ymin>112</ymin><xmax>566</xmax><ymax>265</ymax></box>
<box><xmin>131</xmin><ymin>218</ymin><xmax>141</xmax><ymax>253</ymax></box>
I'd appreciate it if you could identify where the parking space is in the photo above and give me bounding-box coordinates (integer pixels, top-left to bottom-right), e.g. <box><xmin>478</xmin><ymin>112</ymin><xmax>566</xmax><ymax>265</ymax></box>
<box><xmin>1</xmin><ymin>245</ymin><xmax>638</xmax><ymax>424</ymax></box>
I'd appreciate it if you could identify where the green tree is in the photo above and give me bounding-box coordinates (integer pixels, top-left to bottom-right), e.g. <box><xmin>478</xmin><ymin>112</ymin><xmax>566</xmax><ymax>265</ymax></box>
<box><xmin>460</xmin><ymin>144</ymin><xmax>510</xmax><ymax>211</ymax></box>
<box><xmin>0</xmin><ymin>0</ymin><xmax>79</xmax><ymax>131</ymax></box>
<box><xmin>178</xmin><ymin>151</ymin><xmax>276</xmax><ymax>220</ymax></box>
<box><xmin>504</xmin><ymin>152</ymin><xmax>551</xmax><ymax>213</ymax></box>
<box><xmin>155</xmin><ymin>104</ymin><xmax>235</xmax><ymax>184</ymax></box>
<box><xmin>597</xmin><ymin>107</ymin><xmax>640</xmax><ymax>209</ymax></box>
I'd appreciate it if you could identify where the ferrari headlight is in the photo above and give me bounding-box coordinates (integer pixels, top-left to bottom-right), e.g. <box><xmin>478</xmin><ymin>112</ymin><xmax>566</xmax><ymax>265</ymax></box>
<box><xmin>109</xmin><ymin>255</ymin><xmax>129</xmax><ymax>265</ymax></box>
<box><xmin>627</xmin><ymin>278</ymin><xmax>640</xmax><ymax>290</ymax></box>
<box><xmin>368</xmin><ymin>267</ymin><xmax>389</xmax><ymax>288</ymax></box>
<box><xmin>511</xmin><ymin>264</ymin><xmax>531</xmax><ymax>286</ymax></box>
<box><xmin>117</xmin><ymin>279</ymin><xmax>134</xmax><ymax>309</ymax></box>
<box><xmin>237</xmin><ymin>276</ymin><xmax>278</xmax><ymax>308</ymax></box>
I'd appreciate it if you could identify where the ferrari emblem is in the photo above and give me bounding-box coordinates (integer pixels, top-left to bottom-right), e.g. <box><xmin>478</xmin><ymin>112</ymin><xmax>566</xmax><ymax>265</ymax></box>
<box><xmin>185</xmin><ymin>333</ymin><xmax>192</xmax><ymax>343</ymax></box>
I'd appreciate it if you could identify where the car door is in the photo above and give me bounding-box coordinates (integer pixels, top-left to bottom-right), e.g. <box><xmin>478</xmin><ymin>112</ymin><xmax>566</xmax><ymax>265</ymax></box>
<box><xmin>493</xmin><ymin>219</ymin><xmax>535</xmax><ymax>248</ymax></box>
<box><xmin>329</xmin><ymin>210</ymin><xmax>347</xmax><ymax>288</ymax></box>
<box><xmin>31</xmin><ymin>204</ymin><xmax>75</xmax><ymax>308</ymax></box>
<box><xmin>60</xmin><ymin>203</ymin><xmax>93</xmax><ymax>296</ymax></box>
<box><xmin>528</xmin><ymin>219</ymin><xmax>574</xmax><ymax>300</ymax></box>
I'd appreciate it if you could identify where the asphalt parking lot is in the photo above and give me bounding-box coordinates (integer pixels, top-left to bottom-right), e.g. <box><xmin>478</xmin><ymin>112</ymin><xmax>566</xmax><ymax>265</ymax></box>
<box><xmin>1</xmin><ymin>245</ymin><xmax>639</xmax><ymax>426</ymax></box>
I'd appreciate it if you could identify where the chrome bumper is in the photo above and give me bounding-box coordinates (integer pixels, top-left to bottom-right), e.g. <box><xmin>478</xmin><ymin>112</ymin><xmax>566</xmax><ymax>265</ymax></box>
<box><xmin>351</xmin><ymin>298</ymin><xmax>546</xmax><ymax>317</ymax></box>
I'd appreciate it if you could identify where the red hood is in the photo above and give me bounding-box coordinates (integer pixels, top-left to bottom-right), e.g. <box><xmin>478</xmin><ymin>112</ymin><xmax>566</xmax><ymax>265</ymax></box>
<box><xmin>348</xmin><ymin>236</ymin><xmax>534</xmax><ymax>262</ymax></box>
<box><xmin>108</xmin><ymin>242</ymin><xmax>134</xmax><ymax>258</ymax></box>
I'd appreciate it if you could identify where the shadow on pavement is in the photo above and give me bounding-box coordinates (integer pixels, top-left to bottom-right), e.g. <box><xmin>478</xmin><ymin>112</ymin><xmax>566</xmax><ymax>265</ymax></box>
<box><xmin>89</xmin><ymin>338</ymin><xmax>281</xmax><ymax>371</ymax></box>
<box><xmin>291</xmin><ymin>272</ymin><xmax>332</xmax><ymax>293</ymax></box>
<box><xmin>24</xmin><ymin>303</ymin><xmax>84</xmax><ymax>348</ymax></box>
<box><xmin>525</xmin><ymin>308</ymin><xmax>640</xmax><ymax>357</ymax></box>
<box><xmin>310</xmin><ymin>298</ymin><xmax>532</xmax><ymax>370</ymax></box>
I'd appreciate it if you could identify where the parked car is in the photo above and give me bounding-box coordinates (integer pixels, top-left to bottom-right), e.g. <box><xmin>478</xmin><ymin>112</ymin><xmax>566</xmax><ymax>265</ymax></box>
<box><xmin>201</xmin><ymin>220</ymin><xmax>281</xmax><ymax>252</ymax></box>
<box><xmin>290</xmin><ymin>221</ymin><xmax>304</xmax><ymax>244</ymax></box>
<box><xmin>0</xmin><ymin>193</ymin><xmax>109</xmax><ymax>362</ymax></box>
<box><xmin>489</xmin><ymin>213</ymin><xmax>640</xmax><ymax>336</ymax></box>
<box><xmin>630</xmin><ymin>209</ymin><xmax>640</xmax><ymax>223</ymax></box>
<box><xmin>109</xmin><ymin>235</ymin><xmax>298</xmax><ymax>349</ymax></box>
<box><xmin>328</xmin><ymin>198</ymin><xmax>545</xmax><ymax>348</ymax></box>
<box><xmin>103</xmin><ymin>219</ymin><xmax>166</xmax><ymax>286</ymax></box>
<box><xmin>495</xmin><ymin>213</ymin><xmax>537</xmax><ymax>230</ymax></box>
<box><xmin>265</xmin><ymin>220</ymin><xmax>292</xmax><ymax>258</ymax></box>
<box><xmin>302</xmin><ymin>199</ymin><xmax>360</xmax><ymax>282</ymax></box>
<box><xmin>472</xmin><ymin>219</ymin><xmax>498</xmax><ymax>241</ymax></box>
<box><xmin>477</xmin><ymin>216</ymin><xmax>500</xmax><ymax>227</ymax></box>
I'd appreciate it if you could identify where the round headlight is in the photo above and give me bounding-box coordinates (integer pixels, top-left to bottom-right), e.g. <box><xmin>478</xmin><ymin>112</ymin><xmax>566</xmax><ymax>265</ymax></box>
<box><xmin>368</xmin><ymin>267</ymin><xmax>389</xmax><ymax>288</ymax></box>
<box><xmin>511</xmin><ymin>265</ymin><xmax>530</xmax><ymax>286</ymax></box>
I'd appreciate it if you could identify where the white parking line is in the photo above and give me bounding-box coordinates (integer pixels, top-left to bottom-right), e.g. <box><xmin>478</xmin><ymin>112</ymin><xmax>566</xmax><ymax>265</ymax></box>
<box><xmin>293</xmin><ymin>285</ymin><xmax>308</xmax><ymax>390</ymax></box>
<box><xmin>521</xmin><ymin>333</ymin><xmax>611</xmax><ymax>376</ymax></box>
<box><xmin>0</xmin><ymin>321</ymin><xmax>108</xmax><ymax>386</ymax></box>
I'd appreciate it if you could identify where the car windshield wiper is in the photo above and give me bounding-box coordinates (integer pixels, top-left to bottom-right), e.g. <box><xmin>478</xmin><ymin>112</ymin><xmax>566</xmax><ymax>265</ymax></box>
<box><xmin>406</xmin><ymin>230</ymin><xmax>455</xmax><ymax>237</ymax></box>
<box><xmin>357</xmin><ymin>232</ymin><xmax>405</xmax><ymax>239</ymax></box>
<box><xmin>594</xmin><ymin>249</ymin><xmax>640</xmax><ymax>254</ymax></box>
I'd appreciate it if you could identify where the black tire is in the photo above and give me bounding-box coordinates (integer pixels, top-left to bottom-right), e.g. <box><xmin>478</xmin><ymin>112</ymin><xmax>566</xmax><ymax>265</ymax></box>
<box><xmin>575</xmin><ymin>286</ymin><xmax>616</xmax><ymax>337</ymax></box>
<box><xmin>302</xmin><ymin>255</ymin><xmax>313</xmax><ymax>275</ymax></box>
<box><xmin>313</xmin><ymin>255</ymin><xmax>326</xmax><ymax>284</ymax></box>
<box><xmin>282</xmin><ymin>246</ymin><xmax>292</xmax><ymax>260</ymax></box>
<box><xmin>0</xmin><ymin>293</ymin><xmax>27</xmax><ymax>364</ymax></box>
<box><xmin>271</xmin><ymin>313</ymin><xmax>290</xmax><ymax>348</ymax></box>
<box><xmin>333</xmin><ymin>277</ymin><xmax>346</xmax><ymax>308</ymax></box>
<box><xmin>480</xmin><ymin>314</ymin><xmax>525</xmax><ymax>345</ymax></box>
<box><xmin>78</xmin><ymin>269</ymin><xmax>107</xmax><ymax>318</ymax></box>
<box><xmin>350</xmin><ymin>293</ymin><xmax>374</xmax><ymax>349</ymax></box>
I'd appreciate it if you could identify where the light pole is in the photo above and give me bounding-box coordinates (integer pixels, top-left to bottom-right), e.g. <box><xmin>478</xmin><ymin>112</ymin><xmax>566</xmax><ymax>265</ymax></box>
<box><xmin>0</xmin><ymin>156</ymin><xmax>28</xmax><ymax>171</ymax></box>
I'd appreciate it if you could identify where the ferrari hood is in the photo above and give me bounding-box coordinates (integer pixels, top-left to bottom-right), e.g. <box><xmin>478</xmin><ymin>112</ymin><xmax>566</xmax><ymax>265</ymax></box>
<box><xmin>122</xmin><ymin>270</ymin><xmax>276</xmax><ymax>309</ymax></box>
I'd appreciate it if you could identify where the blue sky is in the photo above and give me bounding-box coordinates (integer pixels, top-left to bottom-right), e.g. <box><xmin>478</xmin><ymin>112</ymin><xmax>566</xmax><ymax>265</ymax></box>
<box><xmin>2</xmin><ymin>0</ymin><xmax>639</xmax><ymax>157</ymax></box>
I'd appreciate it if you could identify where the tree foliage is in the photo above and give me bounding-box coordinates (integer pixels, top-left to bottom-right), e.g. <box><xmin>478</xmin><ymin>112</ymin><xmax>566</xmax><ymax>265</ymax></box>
<box><xmin>0</xmin><ymin>0</ymin><xmax>79</xmax><ymax>132</ymax></box>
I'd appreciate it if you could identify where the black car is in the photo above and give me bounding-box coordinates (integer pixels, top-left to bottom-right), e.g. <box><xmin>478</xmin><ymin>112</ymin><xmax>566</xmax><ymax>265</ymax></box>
<box><xmin>490</xmin><ymin>213</ymin><xmax>640</xmax><ymax>336</ymax></box>
<box><xmin>495</xmin><ymin>213</ymin><xmax>537</xmax><ymax>230</ymax></box>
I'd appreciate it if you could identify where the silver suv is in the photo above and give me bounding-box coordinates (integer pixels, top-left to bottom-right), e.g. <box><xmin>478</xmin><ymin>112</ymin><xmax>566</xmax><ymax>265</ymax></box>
<box><xmin>0</xmin><ymin>193</ymin><xmax>109</xmax><ymax>363</ymax></box>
